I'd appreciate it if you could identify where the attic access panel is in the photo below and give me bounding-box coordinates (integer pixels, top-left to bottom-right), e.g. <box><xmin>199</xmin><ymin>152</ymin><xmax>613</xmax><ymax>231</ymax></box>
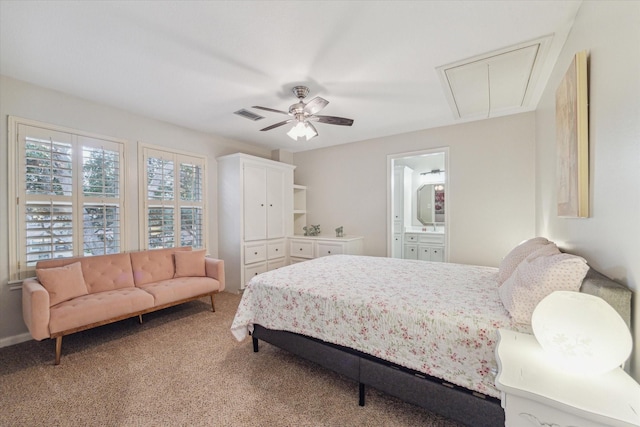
<box><xmin>437</xmin><ymin>36</ymin><xmax>553</xmax><ymax>120</ymax></box>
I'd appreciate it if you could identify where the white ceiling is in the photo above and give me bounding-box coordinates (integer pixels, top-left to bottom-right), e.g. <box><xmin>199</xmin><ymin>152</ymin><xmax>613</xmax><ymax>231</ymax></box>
<box><xmin>0</xmin><ymin>1</ymin><xmax>581</xmax><ymax>153</ymax></box>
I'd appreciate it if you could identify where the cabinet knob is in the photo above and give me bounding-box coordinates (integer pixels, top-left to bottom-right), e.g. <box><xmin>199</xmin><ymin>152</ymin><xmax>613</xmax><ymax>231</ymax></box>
<box><xmin>275</xmin><ymin>248</ymin><xmax>278</xmax><ymax>252</ymax></box>
<box><xmin>270</xmin><ymin>204</ymin><xmax>273</xmax><ymax>207</ymax></box>
<box><xmin>328</xmin><ymin>251</ymin><xmax>331</xmax><ymax>254</ymax></box>
<box><xmin>260</xmin><ymin>203</ymin><xmax>264</xmax><ymax>207</ymax></box>
<box><xmin>299</xmin><ymin>248</ymin><xmax>303</xmax><ymax>251</ymax></box>
<box><xmin>254</xmin><ymin>252</ymin><xmax>258</xmax><ymax>255</ymax></box>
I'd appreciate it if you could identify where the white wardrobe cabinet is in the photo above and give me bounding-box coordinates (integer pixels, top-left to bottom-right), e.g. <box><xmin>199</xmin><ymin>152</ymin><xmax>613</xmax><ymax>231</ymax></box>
<box><xmin>243</xmin><ymin>164</ymin><xmax>285</xmax><ymax>241</ymax></box>
<box><xmin>218</xmin><ymin>153</ymin><xmax>295</xmax><ymax>293</ymax></box>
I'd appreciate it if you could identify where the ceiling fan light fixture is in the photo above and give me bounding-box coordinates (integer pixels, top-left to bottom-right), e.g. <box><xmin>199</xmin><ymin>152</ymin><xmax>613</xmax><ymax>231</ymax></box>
<box><xmin>287</xmin><ymin>121</ymin><xmax>317</xmax><ymax>141</ymax></box>
<box><xmin>254</xmin><ymin>85</ymin><xmax>352</xmax><ymax>141</ymax></box>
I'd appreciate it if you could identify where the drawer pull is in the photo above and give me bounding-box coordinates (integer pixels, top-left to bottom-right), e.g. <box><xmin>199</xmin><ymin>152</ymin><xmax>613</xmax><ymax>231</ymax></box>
<box><xmin>254</xmin><ymin>251</ymin><xmax>258</xmax><ymax>255</ymax></box>
<box><xmin>327</xmin><ymin>251</ymin><xmax>331</xmax><ymax>254</ymax></box>
<box><xmin>299</xmin><ymin>248</ymin><xmax>303</xmax><ymax>251</ymax></box>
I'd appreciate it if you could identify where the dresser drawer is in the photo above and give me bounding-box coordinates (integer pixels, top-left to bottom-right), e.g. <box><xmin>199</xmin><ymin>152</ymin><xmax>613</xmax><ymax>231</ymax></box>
<box><xmin>316</xmin><ymin>242</ymin><xmax>344</xmax><ymax>257</ymax></box>
<box><xmin>244</xmin><ymin>262</ymin><xmax>267</xmax><ymax>283</ymax></box>
<box><xmin>244</xmin><ymin>242</ymin><xmax>267</xmax><ymax>264</ymax></box>
<box><xmin>289</xmin><ymin>239</ymin><xmax>314</xmax><ymax>259</ymax></box>
<box><xmin>404</xmin><ymin>233</ymin><xmax>419</xmax><ymax>243</ymax></box>
<box><xmin>267</xmin><ymin>258</ymin><xmax>286</xmax><ymax>270</ymax></box>
<box><xmin>419</xmin><ymin>234</ymin><xmax>445</xmax><ymax>245</ymax></box>
<box><xmin>267</xmin><ymin>240</ymin><xmax>285</xmax><ymax>260</ymax></box>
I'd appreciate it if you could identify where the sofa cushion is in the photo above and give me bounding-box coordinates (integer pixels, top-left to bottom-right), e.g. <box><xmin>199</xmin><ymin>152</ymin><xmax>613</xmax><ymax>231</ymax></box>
<box><xmin>49</xmin><ymin>287</ymin><xmax>155</xmax><ymax>335</ymax></box>
<box><xmin>36</xmin><ymin>262</ymin><xmax>89</xmax><ymax>306</ymax></box>
<box><xmin>130</xmin><ymin>247</ymin><xmax>191</xmax><ymax>286</ymax></box>
<box><xmin>138</xmin><ymin>276</ymin><xmax>220</xmax><ymax>307</ymax></box>
<box><xmin>36</xmin><ymin>253</ymin><xmax>135</xmax><ymax>294</ymax></box>
<box><xmin>174</xmin><ymin>250</ymin><xmax>206</xmax><ymax>278</ymax></box>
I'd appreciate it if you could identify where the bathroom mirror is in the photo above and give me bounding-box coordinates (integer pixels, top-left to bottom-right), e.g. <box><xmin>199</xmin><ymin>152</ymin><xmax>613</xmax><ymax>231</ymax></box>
<box><xmin>417</xmin><ymin>184</ymin><xmax>445</xmax><ymax>225</ymax></box>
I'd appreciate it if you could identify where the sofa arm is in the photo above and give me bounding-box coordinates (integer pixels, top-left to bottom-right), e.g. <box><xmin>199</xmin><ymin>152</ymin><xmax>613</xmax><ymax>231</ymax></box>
<box><xmin>22</xmin><ymin>278</ymin><xmax>51</xmax><ymax>340</ymax></box>
<box><xmin>205</xmin><ymin>258</ymin><xmax>225</xmax><ymax>292</ymax></box>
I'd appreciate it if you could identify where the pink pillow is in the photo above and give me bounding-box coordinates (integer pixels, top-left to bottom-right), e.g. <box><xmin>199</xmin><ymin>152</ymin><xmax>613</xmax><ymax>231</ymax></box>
<box><xmin>499</xmin><ymin>250</ymin><xmax>589</xmax><ymax>324</ymax></box>
<box><xmin>36</xmin><ymin>262</ymin><xmax>89</xmax><ymax>306</ymax></box>
<box><xmin>497</xmin><ymin>237</ymin><xmax>554</xmax><ymax>284</ymax></box>
<box><xmin>174</xmin><ymin>250</ymin><xmax>206</xmax><ymax>278</ymax></box>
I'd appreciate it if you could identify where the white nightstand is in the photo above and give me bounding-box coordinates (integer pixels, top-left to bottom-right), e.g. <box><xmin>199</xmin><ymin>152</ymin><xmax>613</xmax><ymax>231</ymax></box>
<box><xmin>495</xmin><ymin>329</ymin><xmax>640</xmax><ymax>427</ymax></box>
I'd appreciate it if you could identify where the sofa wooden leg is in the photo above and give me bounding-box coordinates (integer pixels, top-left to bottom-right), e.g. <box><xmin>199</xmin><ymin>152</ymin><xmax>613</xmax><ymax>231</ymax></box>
<box><xmin>55</xmin><ymin>336</ymin><xmax>62</xmax><ymax>365</ymax></box>
<box><xmin>138</xmin><ymin>314</ymin><xmax>143</xmax><ymax>324</ymax></box>
<box><xmin>210</xmin><ymin>294</ymin><xmax>216</xmax><ymax>312</ymax></box>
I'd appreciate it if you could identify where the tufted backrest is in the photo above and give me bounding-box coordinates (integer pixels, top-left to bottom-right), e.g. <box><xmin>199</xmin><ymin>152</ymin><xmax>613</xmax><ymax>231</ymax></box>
<box><xmin>129</xmin><ymin>247</ymin><xmax>191</xmax><ymax>286</ymax></box>
<box><xmin>35</xmin><ymin>253</ymin><xmax>135</xmax><ymax>293</ymax></box>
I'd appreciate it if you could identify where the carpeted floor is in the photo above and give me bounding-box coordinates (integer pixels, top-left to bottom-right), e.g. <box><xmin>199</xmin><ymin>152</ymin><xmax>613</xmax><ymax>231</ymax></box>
<box><xmin>0</xmin><ymin>292</ymin><xmax>463</xmax><ymax>426</ymax></box>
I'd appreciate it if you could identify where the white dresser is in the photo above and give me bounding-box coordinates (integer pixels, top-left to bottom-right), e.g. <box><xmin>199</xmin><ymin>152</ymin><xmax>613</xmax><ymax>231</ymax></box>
<box><xmin>495</xmin><ymin>329</ymin><xmax>640</xmax><ymax>427</ymax></box>
<box><xmin>289</xmin><ymin>235</ymin><xmax>364</xmax><ymax>264</ymax></box>
<box><xmin>217</xmin><ymin>153</ymin><xmax>295</xmax><ymax>292</ymax></box>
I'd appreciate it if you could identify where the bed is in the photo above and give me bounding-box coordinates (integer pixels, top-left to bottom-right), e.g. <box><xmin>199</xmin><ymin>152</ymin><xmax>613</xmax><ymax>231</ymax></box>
<box><xmin>231</xmin><ymin>253</ymin><xmax>632</xmax><ymax>427</ymax></box>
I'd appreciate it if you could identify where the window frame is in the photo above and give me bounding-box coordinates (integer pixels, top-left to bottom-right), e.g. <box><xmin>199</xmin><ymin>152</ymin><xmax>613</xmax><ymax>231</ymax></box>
<box><xmin>137</xmin><ymin>142</ymin><xmax>207</xmax><ymax>251</ymax></box>
<box><xmin>8</xmin><ymin>116</ymin><xmax>128</xmax><ymax>281</ymax></box>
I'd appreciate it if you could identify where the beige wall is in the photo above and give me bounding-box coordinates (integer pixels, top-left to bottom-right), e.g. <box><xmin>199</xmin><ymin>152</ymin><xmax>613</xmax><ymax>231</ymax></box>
<box><xmin>535</xmin><ymin>1</ymin><xmax>640</xmax><ymax>380</ymax></box>
<box><xmin>293</xmin><ymin>112</ymin><xmax>536</xmax><ymax>267</ymax></box>
<box><xmin>0</xmin><ymin>75</ymin><xmax>270</xmax><ymax>344</ymax></box>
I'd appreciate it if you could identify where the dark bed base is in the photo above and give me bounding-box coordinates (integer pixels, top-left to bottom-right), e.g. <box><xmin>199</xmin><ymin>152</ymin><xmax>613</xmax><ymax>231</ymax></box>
<box><xmin>251</xmin><ymin>324</ymin><xmax>504</xmax><ymax>427</ymax></box>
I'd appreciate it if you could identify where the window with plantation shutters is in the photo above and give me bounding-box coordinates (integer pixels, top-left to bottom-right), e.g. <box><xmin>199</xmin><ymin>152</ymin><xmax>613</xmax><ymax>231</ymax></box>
<box><xmin>9</xmin><ymin>117</ymin><xmax>126</xmax><ymax>280</ymax></box>
<box><xmin>140</xmin><ymin>145</ymin><xmax>206</xmax><ymax>250</ymax></box>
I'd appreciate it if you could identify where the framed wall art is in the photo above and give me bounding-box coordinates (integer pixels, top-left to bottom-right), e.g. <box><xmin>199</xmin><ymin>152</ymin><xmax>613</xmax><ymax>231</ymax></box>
<box><xmin>556</xmin><ymin>50</ymin><xmax>589</xmax><ymax>218</ymax></box>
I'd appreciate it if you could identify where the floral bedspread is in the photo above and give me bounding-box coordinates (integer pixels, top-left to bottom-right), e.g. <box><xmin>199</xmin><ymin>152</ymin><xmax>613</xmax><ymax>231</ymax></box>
<box><xmin>231</xmin><ymin>255</ymin><xmax>531</xmax><ymax>398</ymax></box>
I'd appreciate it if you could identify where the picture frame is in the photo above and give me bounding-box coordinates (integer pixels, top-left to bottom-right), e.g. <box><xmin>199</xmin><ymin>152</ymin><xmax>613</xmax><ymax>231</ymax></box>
<box><xmin>556</xmin><ymin>50</ymin><xmax>589</xmax><ymax>218</ymax></box>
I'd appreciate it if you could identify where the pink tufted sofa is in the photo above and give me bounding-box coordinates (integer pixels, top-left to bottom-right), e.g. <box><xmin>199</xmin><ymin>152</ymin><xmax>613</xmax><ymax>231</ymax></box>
<box><xmin>22</xmin><ymin>246</ymin><xmax>225</xmax><ymax>364</ymax></box>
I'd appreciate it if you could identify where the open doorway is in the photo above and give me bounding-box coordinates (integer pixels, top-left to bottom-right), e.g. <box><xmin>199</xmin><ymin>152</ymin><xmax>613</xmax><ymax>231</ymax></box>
<box><xmin>387</xmin><ymin>148</ymin><xmax>449</xmax><ymax>261</ymax></box>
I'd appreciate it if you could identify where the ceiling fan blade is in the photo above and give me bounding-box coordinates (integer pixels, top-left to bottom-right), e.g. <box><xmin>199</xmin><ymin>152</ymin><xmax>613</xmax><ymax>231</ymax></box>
<box><xmin>260</xmin><ymin>119</ymin><xmax>294</xmax><ymax>131</ymax></box>
<box><xmin>312</xmin><ymin>115</ymin><xmax>354</xmax><ymax>126</ymax></box>
<box><xmin>303</xmin><ymin>97</ymin><xmax>329</xmax><ymax>115</ymax></box>
<box><xmin>306</xmin><ymin>122</ymin><xmax>318</xmax><ymax>139</ymax></box>
<box><xmin>252</xmin><ymin>106</ymin><xmax>290</xmax><ymax>115</ymax></box>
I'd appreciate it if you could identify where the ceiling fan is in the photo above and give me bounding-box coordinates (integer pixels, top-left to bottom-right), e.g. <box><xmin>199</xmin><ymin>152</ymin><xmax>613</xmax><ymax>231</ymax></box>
<box><xmin>253</xmin><ymin>86</ymin><xmax>354</xmax><ymax>141</ymax></box>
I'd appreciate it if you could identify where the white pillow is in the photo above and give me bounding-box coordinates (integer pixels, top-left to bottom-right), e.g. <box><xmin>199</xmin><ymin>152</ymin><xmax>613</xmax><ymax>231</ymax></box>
<box><xmin>497</xmin><ymin>237</ymin><xmax>554</xmax><ymax>284</ymax></box>
<box><xmin>499</xmin><ymin>248</ymin><xmax>589</xmax><ymax>324</ymax></box>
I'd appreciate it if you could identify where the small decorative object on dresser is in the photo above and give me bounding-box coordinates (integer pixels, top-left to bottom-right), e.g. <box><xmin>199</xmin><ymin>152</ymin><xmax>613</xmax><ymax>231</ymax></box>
<box><xmin>335</xmin><ymin>226</ymin><xmax>344</xmax><ymax>237</ymax></box>
<box><xmin>303</xmin><ymin>224</ymin><xmax>321</xmax><ymax>236</ymax></box>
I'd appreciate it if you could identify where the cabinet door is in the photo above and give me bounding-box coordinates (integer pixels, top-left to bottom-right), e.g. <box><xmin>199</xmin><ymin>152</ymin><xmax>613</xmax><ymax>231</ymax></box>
<box><xmin>404</xmin><ymin>244</ymin><xmax>418</xmax><ymax>260</ymax></box>
<box><xmin>266</xmin><ymin>168</ymin><xmax>285</xmax><ymax>239</ymax></box>
<box><xmin>418</xmin><ymin>245</ymin><xmax>431</xmax><ymax>261</ymax></box>
<box><xmin>392</xmin><ymin>233</ymin><xmax>403</xmax><ymax>258</ymax></box>
<box><xmin>243</xmin><ymin>165</ymin><xmax>267</xmax><ymax>241</ymax></box>
<box><xmin>430</xmin><ymin>246</ymin><xmax>445</xmax><ymax>262</ymax></box>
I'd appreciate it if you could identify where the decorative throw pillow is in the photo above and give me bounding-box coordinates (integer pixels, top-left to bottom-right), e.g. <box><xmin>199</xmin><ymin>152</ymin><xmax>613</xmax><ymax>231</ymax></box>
<box><xmin>36</xmin><ymin>262</ymin><xmax>89</xmax><ymax>307</ymax></box>
<box><xmin>174</xmin><ymin>250</ymin><xmax>207</xmax><ymax>278</ymax></box>
<box><xmin>499</xmin><ymin>251</ymin><xmax>589</xmax><ymax>324</ymax></box>
<box><xmin>497</xmin><ymin>237</ymin><xmax>554</xmax><ymax>284</ymax></box>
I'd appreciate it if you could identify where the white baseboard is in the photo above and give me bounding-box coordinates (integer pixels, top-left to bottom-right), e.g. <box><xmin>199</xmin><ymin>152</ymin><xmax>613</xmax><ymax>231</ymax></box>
<box><xmin>0</xmin><ymin>332</ymin><xmax>33</xmax><ymax>348</ymax></box>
